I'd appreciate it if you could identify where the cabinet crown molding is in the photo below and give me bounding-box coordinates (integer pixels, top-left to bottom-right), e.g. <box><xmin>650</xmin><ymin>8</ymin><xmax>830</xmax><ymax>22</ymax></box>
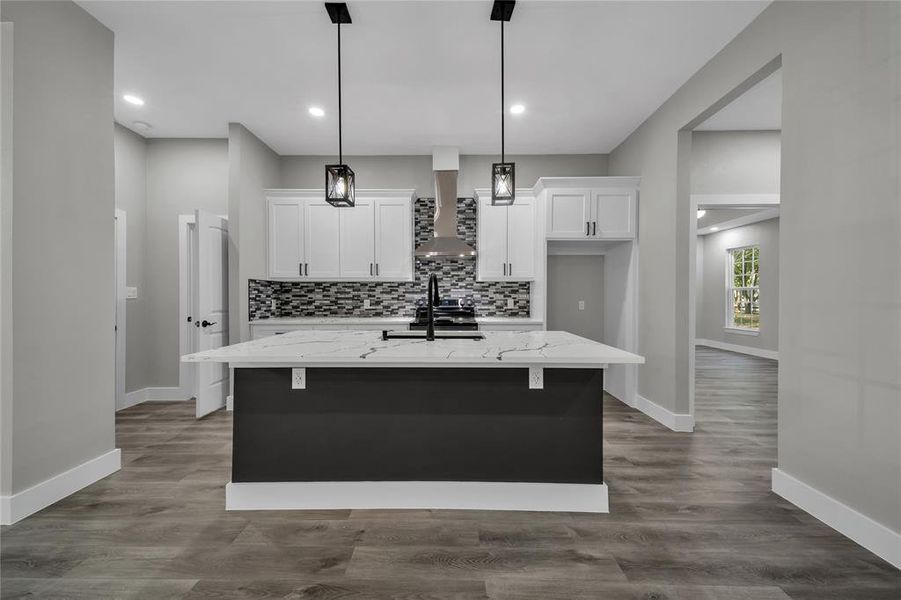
<box><xmin>265</xmin><ymin>189</ymin><xmax>416</xmax><ymax>201</ymax></box>
<box><xmin>532</xmin><ymin>176</ymin><xmax>640</xmax><ymax>194</ymax></box>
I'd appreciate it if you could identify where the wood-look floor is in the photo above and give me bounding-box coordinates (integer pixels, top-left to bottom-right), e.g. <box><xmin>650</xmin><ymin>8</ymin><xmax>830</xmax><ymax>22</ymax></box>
<box><xmin>2</xmin><ymin>347</ymin><xmax>898</xmax><ymax>599</ymax></box>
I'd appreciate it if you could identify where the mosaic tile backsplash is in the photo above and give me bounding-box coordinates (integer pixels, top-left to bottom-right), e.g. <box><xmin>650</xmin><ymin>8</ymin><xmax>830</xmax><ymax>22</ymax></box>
<box><xmin>249</xmin><ymin>197</ymin><xmax>531</xmax><ymax>319</ymax></box>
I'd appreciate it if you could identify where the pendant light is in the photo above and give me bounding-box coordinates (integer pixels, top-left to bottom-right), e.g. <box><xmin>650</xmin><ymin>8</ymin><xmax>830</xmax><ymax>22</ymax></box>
<box><xmin>325</xmin><ymin>3</ymin><xmax>354</xmax><ymax>207</ymax></box>
<box><xmin>491</xmin><ymin>0</ymin><xmax>515</xmax><ymax>206</ymax></box>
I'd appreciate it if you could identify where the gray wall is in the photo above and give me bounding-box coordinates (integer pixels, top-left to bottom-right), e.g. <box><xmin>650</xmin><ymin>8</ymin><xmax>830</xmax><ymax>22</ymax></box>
<box><xmin>609</xmin><ymin>1</ymin><xmax>899</xmax><ymax>533</ymax></box>
<box><xmin>1</xmin><ymin>0</ymin><xmax>116</xmax><ymax>492</ymax></box>
<box><xmin>546</xmin><ymin>255</ymin><xmax>605</xmax><ymax>342</ymax></box>
<box><xmin>280</xmin><ymin>154</ymin><xmax>608</xmax><ymax>198</ymax></box>
<box><xmin>697</xmin><ymin>218</ymin><xmax>779</xmax><ymax>352</ymax></box>
<box><xmin>146</xmin><ymin>139</ymin><xmax>228</xmax><ymax>388</ymax></box>
<box><xmin>691</xmin><ymin>130</ymin><xmax>781</xmax><ymax>194</ymax></box>
<box><xmin>114</xmin><ymin>124</ymin><xmax>151</xmax><ymax>393</ymax></box>
<box><xmin>228</xmin><ymin>124</ymin><xmax>280</xmax><ymax>344</ymax></box>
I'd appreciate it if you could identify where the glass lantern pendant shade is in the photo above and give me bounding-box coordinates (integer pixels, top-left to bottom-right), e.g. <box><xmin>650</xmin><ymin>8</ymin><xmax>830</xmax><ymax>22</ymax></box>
<box><xmin>325</xmin><ymin>163</ymin><xmax>355</xmax><ymax>207</ymax></box>
<box><xmin>492</xmin><ymin>162</ymin><xmax>515</xmax><ymax>206</ymax></box>
<box><xmin>324</xmin><ymin>3</ymin><xmax>354</xmax><ymax>207</ymax></box>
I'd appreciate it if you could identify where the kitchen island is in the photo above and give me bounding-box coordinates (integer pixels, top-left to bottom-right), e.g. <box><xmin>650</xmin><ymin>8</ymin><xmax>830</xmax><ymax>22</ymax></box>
<box><xmin>182</xmin><ymin>329</ymin><xmax>643</xmax><ymax>513</ymax></box>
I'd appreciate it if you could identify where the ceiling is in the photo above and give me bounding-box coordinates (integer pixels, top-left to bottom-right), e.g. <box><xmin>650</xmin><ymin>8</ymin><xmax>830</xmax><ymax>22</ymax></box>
<box><xmin>79</xmin><ymin>0</ymin><xmax>769</xmax><ymax>155</ymax></box>
<box><xmin>695</xmin><ymin>68</ymin><xmax>782</xmax><ymax>131</ymax></box>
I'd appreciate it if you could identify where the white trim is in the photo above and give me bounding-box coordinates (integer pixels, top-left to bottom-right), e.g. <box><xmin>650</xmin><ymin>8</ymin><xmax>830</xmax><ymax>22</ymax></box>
<box><xmin>698</xmin><ymin>207</ymin><xmax>780</xmax><ymax>236</ymax></box>
<box><xmin>177</xmin><ymin>215</ymin><xmax>197</xmax><ymax>401</ymax></box>
<box><xmin>118</xmin><ymin>386</ymin><xmax>191</xmax><ymax>411</ymax></box>
<box><xmin>696</xmin><ymin>338</ymin><xmax>778</xmax><ymax>361</ymax></box>
<box><xmin>533</xmin><ymin>176</ymin><xmax>640</xmax><ymax>195</ymax></box>
<box><xmin>622</xmin><ymin>394</ymin><xmax>694</xmax><ymax>432</ymax></box>
<box><xmin>723</xmin><ymin>327</ymin><xmax>759</xmax><ymax>336</ymax></box>
<box><xmin>226</xmin><ymin>481</ymin><xmax>609</xmax><ymax>513</ymax></box>
<box><xmin>772</xmin><ymin>468</ymin><xmax>901</xmax><ymax>570</ymax></box>
<box><xmin>0</xmin><ymin>449</ymin><xmax>121</xmax><ymax>525</ymax></box>
<box><xmin>693</xmin><ymin>193</ymin><xmax>780</xmax><ymax>208</ymax></box>
<box><xmin>114</xmin><ymin>210</ymin><xmax>127</xmax><ymax>411</ymax></box>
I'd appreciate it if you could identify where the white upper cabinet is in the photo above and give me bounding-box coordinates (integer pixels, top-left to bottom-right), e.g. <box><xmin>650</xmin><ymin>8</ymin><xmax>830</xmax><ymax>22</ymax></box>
<box><xmin>592</xmin><ymin>189</ymin><xmax>635</xmax><ymax>239</ymax></box>
<box><xmin>373</xmin><ymin>198</ymin><xmax>413</xmax><ymax>280</ymax></box>
<box><xmin>304</xmin><ymin>201</ymin><xmax>341</xmax><ymax>278</ymax></box>
<box><xmin>338</xmin><ymin>200</ymin><xmax>375</xmax><ymax>279</ymax></box>
<box><xmin>476</xmin><ymin>191</ymin><xmax>536</xmax><ymax>281</ymax></box>
<box><xmin>266</xmin><ymin>190</ymin><xmax>414</xmax><ymax>281</ymax></box>
<box><xmin>267</xmin><ymin>197</ymin><xmax>304</xmax><ymax>278</ymax></box>
<box><xmin>547</xmin><ymin>190</ymin><xmax>593</xmax><ymax>239</ymax></box>
<box><xmin>540</xmin><ymin>179</ymin><xmax>638</xmax><ymax>240</ymax></box>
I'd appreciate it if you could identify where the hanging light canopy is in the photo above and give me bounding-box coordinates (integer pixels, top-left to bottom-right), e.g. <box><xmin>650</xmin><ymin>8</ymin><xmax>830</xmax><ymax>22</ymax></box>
<box><xmin>491</xmin><ymin>0</ymin><xmax>516</xmax><ymax>206</ymax></box>
<box><xmin>324</xmin><ymin>3</ymin><xmax>354</xmax><ymax>207</ymax></box>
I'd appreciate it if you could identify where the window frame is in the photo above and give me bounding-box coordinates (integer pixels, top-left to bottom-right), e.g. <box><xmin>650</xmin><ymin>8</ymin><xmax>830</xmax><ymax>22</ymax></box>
<box><xmin>725</xmin><ymin>244</ymin><xmax>760</xmax><ymax>334</ymax></box>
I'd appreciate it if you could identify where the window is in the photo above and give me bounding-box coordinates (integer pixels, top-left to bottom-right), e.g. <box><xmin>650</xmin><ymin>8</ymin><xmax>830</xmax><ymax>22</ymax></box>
<box><xmin>726</xmin><ymin>246</ymin><xmax>759</xmax><ymax>331</ymax></box>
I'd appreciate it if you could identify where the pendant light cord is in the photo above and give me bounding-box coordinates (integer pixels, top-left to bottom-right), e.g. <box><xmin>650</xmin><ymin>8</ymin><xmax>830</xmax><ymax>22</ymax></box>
<box><xmin>337</xmin><ymin>20</ymin><xmax>343</xmax><ymax>165</ymax></box>
<box><xmin>500</xmin><ymin>19</ymin><xmax>505</xmax><ymax>164</ymax></box>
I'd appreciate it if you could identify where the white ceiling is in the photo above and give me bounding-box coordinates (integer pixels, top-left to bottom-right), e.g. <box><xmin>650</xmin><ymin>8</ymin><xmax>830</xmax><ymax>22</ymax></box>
<box><xmin>79</xmin><ymin>0</ymin><xmax>769</xmax><ymax>155</ymax></box>
<box><xmin>695</xmin><ymin>68</ymin><xmax>782</xmax><ymax>131</ymax></box>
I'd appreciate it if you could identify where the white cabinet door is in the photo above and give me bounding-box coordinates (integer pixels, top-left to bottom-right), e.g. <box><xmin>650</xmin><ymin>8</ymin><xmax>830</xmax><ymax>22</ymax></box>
<box><xmin>506</xmin><ymin>197</ymin><xmax>536</xmax><ymax>280</ymax></box>
<box><xmin>547</xmin><ymin>190</ymin><xmax>593</xmax><ymax>239</ymax></box>
<box><xmin>303</xmin><ymin>201</ymin><xmax>340</xmax><ymax>278</ymax></box>
<box><xmin>268</xmin><ymin>198</ymin><xmax>304</xmax><ymax>278</ymax></box>
<box><xmin>593</xmin><ymin>190</ymin><xmax>635</xmax><ymax>239</ymax></box>
<box><xmin>339</xmin><ymin>200</ymin><xmax>375</xmax><ymax>278</ymax></box>
<box><xmin>374</xmin><ymin>198</ymin><xmax>412</xmax><ymax>280</ymax></box>
<box><xmin>477</xmin><ymin>195</ymin><xmax>508</xmax><ymax>280</ymax></box>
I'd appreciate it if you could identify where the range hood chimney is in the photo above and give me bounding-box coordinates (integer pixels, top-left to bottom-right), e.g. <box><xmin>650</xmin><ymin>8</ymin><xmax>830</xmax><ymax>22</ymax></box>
<box><xmin>414</xmin><ymin>147</ymin><xmax>477</xmax><ymax>260</ymax></box>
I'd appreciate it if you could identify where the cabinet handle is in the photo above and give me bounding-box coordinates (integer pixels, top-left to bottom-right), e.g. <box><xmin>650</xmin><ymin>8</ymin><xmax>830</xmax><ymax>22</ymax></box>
<box><xmin>586</xmin><ymin>221</ymin><xmax>590</xmax><ymax>236</ymax></box>
<box><xmin>299</xmin><ymin>263</ymin><xmax>303</xmax><ymax>276</ymax></box>
<box><xmin>503</xmin><ymin>263</ymin><xmax>506</xmax><ymax>276</ymax></box>
<box><xmin>592</xmin><ymin>221</ymin><xmax>597</xmax><ymax>236</ymax></box>
<box><xmin>305</xmin><ymin>263</ymin><xmax>309</xmax><ymax>276</ymax></box>
<box><xmin>370</xmin><ymin>263</ymin><xmax>373</xmax><ymax>276</ymax></box>
<box><xmin>376</xmin><ymin>263</ymin><xmax>379</xmax><ymax>276</ymax></box>
<box><xmin>509</xmin><ymin>262</ymin><xmax>512</xmax><ymax>275</ymax></box>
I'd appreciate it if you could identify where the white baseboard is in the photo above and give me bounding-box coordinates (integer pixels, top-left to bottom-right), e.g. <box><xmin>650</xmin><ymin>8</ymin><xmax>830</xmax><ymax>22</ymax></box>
<box><xmin>119</xmin><ymin>386</ymin><xmax>191</xmax><ymax>411</ymax></box>
<box><xmin>627</xmin><ymin>394</ymin><xmax>694</xmax><ymax>432</ymax></box>
<box><xmin>696</xmin><ymin>338</ymin><xmax>778</xmax><ymax>361</ymax></box>
<box><xmin>0</xmin><ymin>449</ymin><xmax>121</xmax><ymax>525</ymax></box>
<box><xmin>226</xmin><ymin>481</ymin><xmax>609</xmax><ymax>513</ymax></box>
<box><xmin>772</xmin><ymin>468</ymin><xmax>901</xmax><ymax>569</ymax></box>
<box><xmin>226</xmin><ymin>395</ymin><xmax>233</xmax><ymax>412</ymax></box>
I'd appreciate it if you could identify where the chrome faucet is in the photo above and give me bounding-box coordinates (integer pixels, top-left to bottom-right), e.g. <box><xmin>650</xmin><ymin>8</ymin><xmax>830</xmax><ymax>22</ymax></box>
<box><xmin>426</xmin><ymin>273</ymin><xmax>439</xmax><ymax>341</ymax></box>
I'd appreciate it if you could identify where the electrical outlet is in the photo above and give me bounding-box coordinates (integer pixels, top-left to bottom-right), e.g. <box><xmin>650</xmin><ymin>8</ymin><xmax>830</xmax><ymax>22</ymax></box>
<box><xmin>291</xmin><ymin>368</ymin><xmax>306</xmax><ymax>390</ymax></box>
<box><xmin>363</xmin><ymin>299</ymin><xmax>372</xmax><ymax>309</ymax></box>
<box><xmin>578</xmin><ymin>300</ymin><xmax>585</xmax><ymax>311</ymax></box>
<box><xmin>270</xmin><ymin>299</ymin><xmax>277</xmax><ymax>311</ymax></box>
<box><xmin>125</xmin><ymin>287</ymin><xmax>138</xmax><ymax>299</ymax></box>
<box><xmin>506</xmin><ymin>298</ymin><xmax>515</xmax><ymax>309</ymax></box>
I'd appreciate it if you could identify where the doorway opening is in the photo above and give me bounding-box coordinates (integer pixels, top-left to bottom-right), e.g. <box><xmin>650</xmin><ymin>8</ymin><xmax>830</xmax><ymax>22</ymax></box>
<box><xmin>114</xmin><ymin>209</ymin><xmax>127</xmax><ymax>410</ymax></box>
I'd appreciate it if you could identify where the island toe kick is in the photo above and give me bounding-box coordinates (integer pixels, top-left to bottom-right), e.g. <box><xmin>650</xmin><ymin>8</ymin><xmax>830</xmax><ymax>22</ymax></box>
<box><xmin>225</xmin><ymin>366</ymin><xmax>609</xmax><ymax>513</ymax></box>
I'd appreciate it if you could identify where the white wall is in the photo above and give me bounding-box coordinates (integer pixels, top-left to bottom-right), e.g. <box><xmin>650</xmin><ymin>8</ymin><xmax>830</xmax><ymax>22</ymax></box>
<box><xmin>146</xmin><ymin>139</ymin><xmax>228</xmax><ymax>389</ymax></box>
<box><xmin>609</xmin><ymin>1</ymin><xmax>899</xmax><ymax>537</ymax></box>
<box><xmin>0</xmin><ymin>0</ymin><xmax>116</xmax><ymax>492</ymax></box>
<box><xmin>228</xmin><ymin>123</ymin><xmax>280</xmax><ymax>344</ymax></box>
<box><xmin>697</xmin><ymin>218</ymin><xmax>779</xmax><ymax>352</ymax></box>
<box><xmin>691</xmin><ymin>130</ymin><xmax>781</xmax><ymax>194</ymax></box>
<box><xmin>113</xmin><ymin>124</ymin><xmax>152</xmax><ymax>393</ymax></box>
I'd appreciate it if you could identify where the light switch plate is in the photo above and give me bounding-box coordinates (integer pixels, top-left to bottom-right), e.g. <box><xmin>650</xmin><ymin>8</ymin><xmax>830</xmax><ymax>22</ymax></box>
<box><xmin>126</xmin><ymin>287</ymin><xmax>138</xmax><ymax>299</ymax></box>
<box><xmin>291</xmin><ymin>368</ymin><xmax>306</xmax><ymax>390</ymax></box>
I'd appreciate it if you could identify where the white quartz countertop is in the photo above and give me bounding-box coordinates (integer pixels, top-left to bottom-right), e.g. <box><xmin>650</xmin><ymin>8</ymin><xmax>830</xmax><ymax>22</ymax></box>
<box><xmin>183</xmin><ymin>329</ymin><xmax>643</xmax><ymax>368</ymax></box>
<box><xmin>249</xmin><ymin>316</ymin><xmax>545</xmax><ymax>326</ymax></box>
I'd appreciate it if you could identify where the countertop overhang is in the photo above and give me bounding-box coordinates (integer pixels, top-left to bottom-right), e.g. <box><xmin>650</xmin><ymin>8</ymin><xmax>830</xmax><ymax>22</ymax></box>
<box><xmin>182</xmin><ymin>329</ymin><xmax>644</xmax><ymax>368</ymax></box>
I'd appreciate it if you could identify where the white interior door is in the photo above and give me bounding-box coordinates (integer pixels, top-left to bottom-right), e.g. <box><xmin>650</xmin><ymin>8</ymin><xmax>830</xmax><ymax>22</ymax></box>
<box><xmin>374</xmin><ymin>198</ymin><xmax>412</xmax><ymax>280</ymax></box>
<box><xmin>194</xmin><ymin>210</ymin><xmax>229</xmax><ymax>418</ymax></box>
<box><xmin>338</xmin><ymin>200</ymin><xmax>375</xmax><ymax>278</ymax></box>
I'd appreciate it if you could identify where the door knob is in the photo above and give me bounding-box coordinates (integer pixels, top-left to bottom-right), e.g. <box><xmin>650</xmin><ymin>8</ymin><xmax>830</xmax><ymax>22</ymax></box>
<box><xmin>201</xmin><ymin>320</ymin><xmax>216</xmax><ymax>328</ymax></box>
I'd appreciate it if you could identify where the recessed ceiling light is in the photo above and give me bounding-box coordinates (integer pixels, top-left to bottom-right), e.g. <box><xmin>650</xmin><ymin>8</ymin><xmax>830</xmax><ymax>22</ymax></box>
<box><xmin>308</xmin><ymin>106</ymin><xmax>325</xmax><ymax>117</ymax></box>
<box><xmin>710</xmin><ymin>226</ymin><xmax>719</xmax><ymax>232</ymax></box>
<box><xmin>697</xmin><ymin>209</ymin><xmax>706</xmax><ymax>219</ymax></box>
<box><xmin>123</xmin><ymin>94</ymin><xmax>144</xmax><ymax>106</ymax></box>
<box><xmin>510</xmin><ymin>104</ymin><xmax>525</xmax><ymax>115</ymax></box>
<box><xmin>132</xmin><ymin>121</ymin><xmax>152</xmax><ymax>130</ymax></box>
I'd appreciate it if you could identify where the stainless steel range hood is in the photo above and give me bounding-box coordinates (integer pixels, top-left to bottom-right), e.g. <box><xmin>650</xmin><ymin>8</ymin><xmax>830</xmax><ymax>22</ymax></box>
<box><xmin>415</xmin><ymin>148</ymin><xmax>477</xmax><ymax>260</ymax></box>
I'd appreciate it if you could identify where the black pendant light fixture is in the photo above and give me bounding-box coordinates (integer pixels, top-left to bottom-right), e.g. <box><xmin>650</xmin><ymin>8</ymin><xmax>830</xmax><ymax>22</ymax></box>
<box><xmin>491</xmin><ymin>0</ymin><xmax>516</xmax><ymax>206</ymax></box>
<box><xmin>324</xmin><ymin>3</ymin><xmax>354</xmax><ymax>207</ymax></box>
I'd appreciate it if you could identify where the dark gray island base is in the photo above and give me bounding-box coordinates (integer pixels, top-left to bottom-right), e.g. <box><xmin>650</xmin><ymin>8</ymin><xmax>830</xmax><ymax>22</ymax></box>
<box><xmin>232</xmin><ymin>367</ymin><xmax>604</xmax><ymax>485</ymax></box>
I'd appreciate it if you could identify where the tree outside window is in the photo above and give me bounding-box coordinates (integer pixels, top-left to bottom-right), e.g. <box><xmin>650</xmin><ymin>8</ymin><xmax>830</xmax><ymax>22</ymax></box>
<box><xmin>727</xmin><ymin>246</ymin><xmax>759</xmax><ymax>330</ymax></box>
